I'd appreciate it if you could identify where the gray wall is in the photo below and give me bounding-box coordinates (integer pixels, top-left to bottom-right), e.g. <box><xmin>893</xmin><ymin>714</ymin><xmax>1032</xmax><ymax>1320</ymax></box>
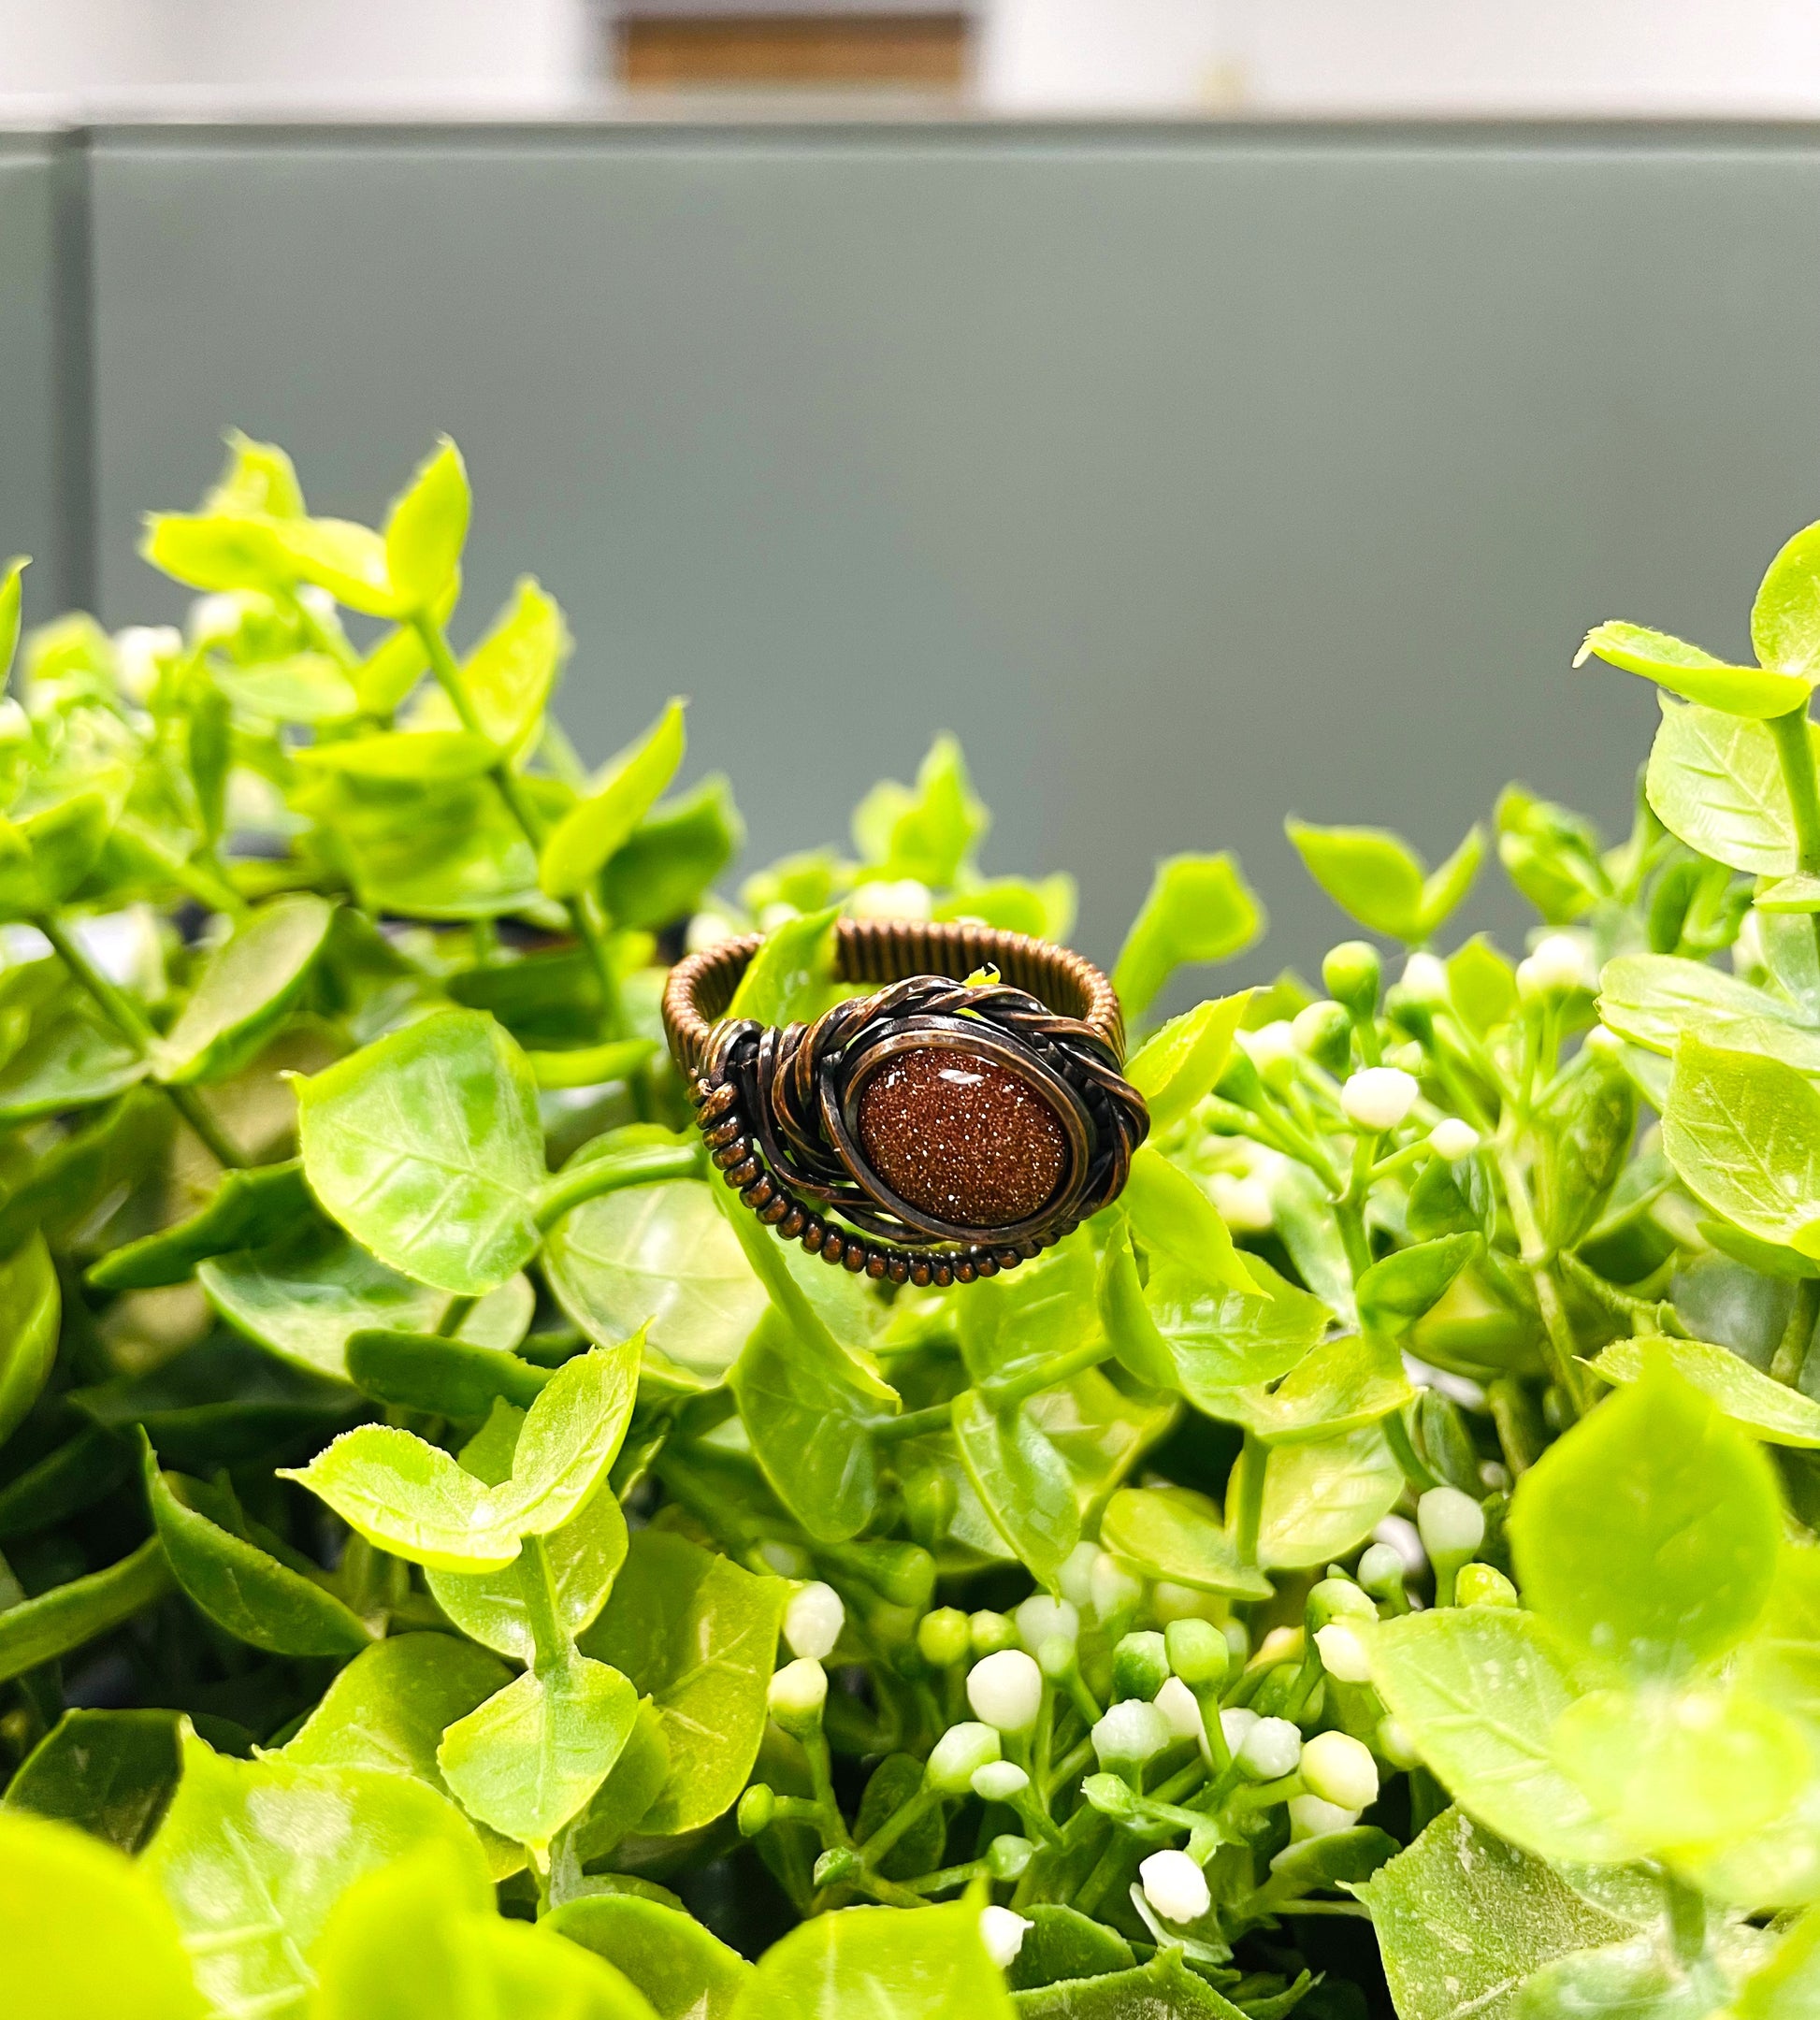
<box><xmin>8</xmin><ymin>121</ymin><xmax>1820</xmax><ymax>976</ymax></box>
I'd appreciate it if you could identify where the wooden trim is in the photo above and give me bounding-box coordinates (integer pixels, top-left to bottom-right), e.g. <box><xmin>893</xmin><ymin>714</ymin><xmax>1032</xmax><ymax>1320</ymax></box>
<box><xmin>619</xmin><ymin>14</ymin><xmax>969</xmax><ymax>90</ymax></box>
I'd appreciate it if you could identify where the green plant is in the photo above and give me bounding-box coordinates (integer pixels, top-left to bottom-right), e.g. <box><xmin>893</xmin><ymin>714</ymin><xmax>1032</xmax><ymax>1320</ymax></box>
<box><xmin>7</xmin><ymin>436</ymin><xmax>1820</xmax><ymax>2018</ymax></box>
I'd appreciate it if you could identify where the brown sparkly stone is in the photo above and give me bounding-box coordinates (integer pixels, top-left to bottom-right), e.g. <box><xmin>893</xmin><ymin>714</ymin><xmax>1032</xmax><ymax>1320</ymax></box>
<box><xmin>856</xmin><ymin>1046</ymin><xmax>1068</xmax><ymax>1229</ymax></box>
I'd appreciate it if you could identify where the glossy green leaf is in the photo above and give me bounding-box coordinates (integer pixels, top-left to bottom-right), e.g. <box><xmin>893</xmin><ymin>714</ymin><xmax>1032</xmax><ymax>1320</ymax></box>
<box><xmin>1258</xmin><ymin>1425</ymin><xmax>1403</xmax><ymax>1568</ymax></box>
<box><xmin>0</xmin><ymin>1232</ymin><xmax>60</xmax><ymax>1448</ymax></box>
<box><xmin>1112</xmin><ymin>852</ymin><xmax>1264</xmax><ymax>1020</ymax></box>
<box><xmin>543</xmin><ymin>1176</ymin><xmax>766</xmax><ymax>1386</ymax></box>
<box><xmin>141</xmin><ymin>1726</ymin><xmax>492</xmax><ymax>2020</ymax></box>
<box><xmin>1123</xmin><ymin>991</ymin><xmax>1251</xmax><ymax>1134</ymax></box>
<box><xmin>210</xmin><ymin>653</ymin><xmax>357</xmax><ymax>726</ymax></box>
<box><xmin>345</xmin><ymin>1327</ymin><xmax>550</xmax><ymax>1419</ymax></box>
<box><xmin>264</xmin><ymin>516</ymin><xmax>397</xmax><ymax>618</ymax></box>
<box><xmin>0</xmin><ymin>1008</ymin><xmax>147</xmax><ymax>1124</ymax></box>
<box><xmin>1448</xmin><ymin>934</ymin><xmax>1521</xmax><ymax>1036</ymax></box>
<box><xmin>1755</xmin><ymin>519</ymin><xmax>1820</xmax><ymax>678</ymax></box>
<box><xmin>280</xmin><ymin>1634</ymin><xmax>519</xmax><ymax>1880</ymax></box>
<box><xmin>285</xmin><ymin>1340</ymin><xmax>637</xmax><ymax>1570</ymax></box>
<box><xmin>1406</xmin><ymin>1150</ymin><xmax>1494</xmax><ymax>1241</ymax></box>
<box><xmin>1358</xmin><ymin>1235</ymin><xmax>1482</xmax><ymax>1335</ymax></box>
<box><xmin>1553</xmin><ymin>1682</ymin><xmax>1806</xmax><ymax>1857</ymax></box>
<box><xmin>1369</xmin><ymin>1608</ymin><xmax>1626</xmax><ymax>1863</ymax></box>
<box><xmin>1591</xmin><ymin>1335</ymin><xmax>1820</xmax><ymax>1448</ymax></box>
<box><xmin>729</xmin><ymin>1306</ymin><xmax>884</xmax><ymax>1544</ymax></box>
<box><xmin>1598</xmin><ymin>952</ymin><xmax>1820</xmax><ymax>1072</ymax></box>
<box><xmin>540</xmin><ymin>700</ymin><xmax>687</xmax><ymax>899</ymax></box>
<box><xmin>143</xmin><ymin>512</ymin><xmax>290</xmax><ymax>593</ymax></box>
<box><xmin>1647</xmin><ymin>700</ymin><xmax>1799</xmax><ymax>875</ymax></box>
<box><xmin>851</xmin><ymin>735</ymin><xmax>988</xmax><ymax>886</ymax></box>
<box><xmin>1355</xmin><ymin>1806</ymin><xmax>1639</xmax><ymax>2020</ymax></box>
<box><xmin>0</xmin><ymin>1536</ymin><xmax>172</xmax><ymax>1683</ymax></box>
<box><xmin>934</xmin><ymin>873</ymin><xmax>1076</xmax><ymax>943</ymax></box>
<box><xmin>299</xmin><ymin>729</ymin><xmax>498</xmax><ymax>784</ymax></box>
<box><xmin>1123</xmin><ymin>1145</ymin><xmax>1264</xmax><ymax>1296</ymax></box>
<box><xmin>1008</xmin><ymin>1951</ymin><xmax>1245</xmax><ymax>2018</ymax></box>
<box><xmin>952</xmin><ymin>1387</ymin><xmax>1080</xmax><ymax>1591</ymax></box>
<box><xmin>0</xmin><ymin>1809</ymin><xmax>203</xmax><ymax>2020</ymax></box>
<box><xmin>297</xmin><ymin>1009</ymin><xmax>544</xmax><ymax>1296</ymax></box>
<box><xmin>548</xmin><ymin>1894</ymin><xmax>752</xmax><ymax>2020</ymax></box>
<box><xmin>4</xmin><ymin>1708</ymin><xmax>181</xmax><ymax>1854</ymax></box>
<box><xmin>727</xmin><ymin>1898</ymin><xmax>1015</xmax><ymax>2020</ymax></box>
<box><xmin>1145</xmin><ymin>1253</ymin><xmax>1329</xmax><ymax>1403</ymax></box>
<box><xmin>1736</xmin><ymin>1909</ymin><xmax>1820</xmax><ymax>2018</ymax></box>
<box><xmin>1004</xmin><ymin>1907</ymin><xmax>1134</xmax><ymax>1993</ymax></box>
<box><xmin>1098</xmin><ymin>1484</ymin><xmax>1272</xmax><ymax>1599</ymax></box>
<box><xmin>454</xmin><ymin>576</ymin><xmax>568</xmax><ymax>755</ymax></box>
<box><xmin>958</xmin><ymin>1233</ymin><xmax>1096</xmax><ymax>1390</ymax></box>
<box><xmin>155</xmin><ymin>896</ymin><xmax>333</xmax><ymax>1084</ymax></box>
<box><xmin>570</xmin><ymin>1702</ymin><xmax>671</xmax><ymax>1864</ymax></box>
<box><xmin>438</xmin><ymin>1653</ymin><xmax>639</xmax><ymax>1851</ymax></box>
<box><xmin>380</xmin><ymin>440</ymin><xmax>469</xmax><ymax>614</ymax></box>
<box><xmin>1509</xmin><ymin>1355</ymin><xmax>1780</xmax><ymax>1680</ymax></box>
<box><xmin>1286</xmin><ymin>820</ymin><xmax>1426</xmax><ymax>939</ymax></box>
<box><xmin>0</xmin><ymin>555</ymin><xmax>25</xmax><ymax>683</ymax></box>
<box><xmin>1579</xmin><ymin>619</ymin><xmax>1810</xmax><ymax>717</ymax></box>
<box><xmin>527</xmin><ymin>1038</ymin><xmax>657</xmax><ymax>1090</ymax></box>
<box><xmin>727</xmin><ymin>905</ymin><xmax>840</xmax><ymax>1025</ymax></box>
<box><xmin>1094</xmin><ymin>1219</ymin><xmax>1177</xmax><ymax>1390</ymax></box>
<box><xmin>599</xmin><ymin>773</ymin><xmax>744</xmax><ymax>931</ymax></box>
<box><xmin>1209</xmin><ymin>1329</ymin><xmax>1413</xmax><ymax>1443</ymax></box>
<box><xmin>1663</xmin><ymin>1034</ymin><xmax>1820</xmax><ymax>1258</ymax></box>
<box><xmin>142</xmin><ymin>1436</ymin><xmax>371</xmax><ymax>1656</ymax></box>
<box><xmin>91</xmin><ymin>1162</ymin><xmax>312</xmax><ymax>1291</ymax></box>
<box><xmin>579</xmin><ymin>1529</ymin><xmax>789</xmax><ymax>1837</ymax></box>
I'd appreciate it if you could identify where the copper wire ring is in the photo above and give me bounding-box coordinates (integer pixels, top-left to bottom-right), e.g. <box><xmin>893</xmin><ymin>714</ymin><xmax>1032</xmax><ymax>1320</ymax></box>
<box><xmin>662</xmin><ymin>918</ymin><xmax>1148</xmax><ymax>1286</ymax></box>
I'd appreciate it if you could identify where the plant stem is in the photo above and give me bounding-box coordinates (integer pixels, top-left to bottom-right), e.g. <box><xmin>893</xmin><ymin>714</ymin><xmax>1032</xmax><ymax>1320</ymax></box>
<box><xmin>1769</xmin><ymin>703</ymin><xmax>1820</xmax><ymax>968</ymax></box>
<box><xmin>985</xmin><ymin>1336</ymin><xmax>1114</xmax><ymax>1411</ymax></box>
<box><xmin>1494</xmin><ymin>1140</ymin><xmax>1584</xmax><ymax>1419</ymax></box>
<box><xmin>532</xmin><ymin>1144</ymin><xmax>702</xmax><ymax>1233</ymax></box>
<box><xmin>872</xmin><ymin>1402</ymin><xmax>955</xmax><ymax>1446</ymax></box>
<box><xmin>1771</xmin><ymin>1277</ymin><xmax>1820</xmax><ymax>1389</ymax></box>
<box><xmin>412</xmin><ymin>612</ymin><xmax>624</xmax><ymax>1034</ymax></box>
<box><xmin>514</xmin><ymin>1534</ymin><xmax>571</xmax><ymax>1676</ymax></box>
<box><xmin>36</xmin><ymin>912</ymin><xmax>247</xmax><ymax>1170</ymax></box>
<box><xmin>1232</xmin><ymin>1432</ymin><xmax>1266</xmax><ymax>1566</ymax></box>
<box><xmin>1383</xmin><ymin>1407</ymin><xmax>1442</xmax><ymax>1494</ymax></box>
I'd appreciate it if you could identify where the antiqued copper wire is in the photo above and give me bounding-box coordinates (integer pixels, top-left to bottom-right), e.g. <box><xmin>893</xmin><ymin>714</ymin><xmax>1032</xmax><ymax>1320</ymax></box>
<box><xmin>663</xmin><ymin>919</ymin><xmax>1148</xmax><ymax>1284</ymax></box>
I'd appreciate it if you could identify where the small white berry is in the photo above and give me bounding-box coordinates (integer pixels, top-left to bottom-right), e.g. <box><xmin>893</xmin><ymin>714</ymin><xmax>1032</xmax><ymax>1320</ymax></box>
<box><xmin>846</xmin><ymin>878</ymin><xmax>934</xmax><ymax>922</ymax></box>
<box><xmin>1523</xmin><ymin>931</ymin><xmax>1594</xmax><ymax>997</ymax></box>
<box><xmin>1341</xmin><ymin>1067</ymin><xmax>1420</xmax><ymax>1133</ymax></box>
<box><xmin>1238</xmin><ymin>1716</ymin><xmax>1302</xmax><ymax>1782</ymax></box>
<box><xmin>926</xmin><ymin>1721</ymin><xmax>1002</xmax><ymax>1793</ymax></box>
<box><xmin>967</xmin><ymin>1649</ymin><xmax>1044</xmax><ymax>1735</ymax></box>
<box><xmin>971</xmin><ymin>1759</ymin><xmax>1031</xmax><ymax>1803</ymax></box>
<box><xmin>1378</xmin><ymin>1717</ymin><xmax>1421</xmax><ymax>1769</ymax></box>
<box><xmin>1091</xmin><ymin>1698</ymin><xmax>1171</xmax><ymax>1769</ymax></box>
<box><xmin>1428</xmin><ymin>1118</ymin><xmax>1480</xmax><ymax>1162</ymax></box>
<box><xmin>1015</xmin><ymin>1595</ymin><xmax>1080</xmax><ymax>1654</ymax></box>
<box><xmin>1417</xmin><ymin>1486</ymin><xmax>1485</xmax><ymax>1561</ymax></box>
<box><xmin>1220</xmin><ymin>1707</ymin><xmax>1260</xmax><ymax>1756</ymax></box>
<box><xmin>783</xmin><ymin>1581</ymin><xmax>844</xmax><ymax>1663</ymax></box>
<box><xmin>1300</xmin><ymin>1730</ymin><xmax>1379</xmax><ymax>1811</ymax></box>
<box><xmin>766</xmin><ymin>1658</ymin><xmax>827</xmax><ymax>1724</ymax></box>
<box><xmin>979</xmin><ymin>1905</ymin><xmax>1033</xmax><ymax>1970</ymax></box>
<box><xmin>1089</xmin><ymin>1555</ymin><xmax>1143</xmax><ymax>1621</ymax></box>
<box><xmin>1286</xmin><ymin>1794</ymin><xmax>1361</xmax><ymax>1842</ymax></box>
<box><xmin>1314</xmin><ymin>1622</ymin><xmax>1372</xmax><ymax>1685</ymax></box>
<box><xmin>1151</xmin><ymin>1580</ymin><xmax>1215</xmax><ymax>1625</ymax></box>
<box><xmin>1058</xmin><ymin>1541</ymin><xmax>1101</xmax><ymax>1609</ymax></box>
<box><xmin>1139</xmin><ymin>1848</ymin><xmax>1211</xmax><ymax>1925</ymax></box>
<box><xmin>1373</xmin><ymin>1515</ymin><xmax>1427</xmax><ymax>1574</ymax></box>
<box><xmin>1209</xmin><ymin>1172</ymin><xmax>1274</xmax><ymax>1233</ymax></box>
<box><xmin>685</xmin><ymin>911</ymin><xmax>742</xmax><ymax>955</ymax></box>
<box><xmin>1153</xmin><ymin>1675</ymin><xmax>1204</xmax><ymax>1744</ymax></box>
<box><xmin>1241</xmin><ymin>1020</ymin><xmax>1298</xmax><ymax>1073</ymax></box>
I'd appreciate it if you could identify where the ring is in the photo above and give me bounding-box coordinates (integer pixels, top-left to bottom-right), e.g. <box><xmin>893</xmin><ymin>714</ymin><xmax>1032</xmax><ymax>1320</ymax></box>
<box><xmin>663</xmin><ymin>919</ymin><xmax>1149</xmax><ymax>1286</ymax></box>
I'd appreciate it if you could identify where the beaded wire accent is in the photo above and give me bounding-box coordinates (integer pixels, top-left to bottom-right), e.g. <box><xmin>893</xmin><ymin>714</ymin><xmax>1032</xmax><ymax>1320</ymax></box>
<box><xmin>664</xmin><ymin>921</ymin><xmax>1148</xmax><ymax>1286</ymax></box>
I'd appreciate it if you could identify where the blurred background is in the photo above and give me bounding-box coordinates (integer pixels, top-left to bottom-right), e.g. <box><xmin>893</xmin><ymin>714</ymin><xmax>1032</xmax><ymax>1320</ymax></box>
<box><xmin>3</xmin><ymin>4</ymin><xmax>1818</xmax><ymax>977</ymax></box>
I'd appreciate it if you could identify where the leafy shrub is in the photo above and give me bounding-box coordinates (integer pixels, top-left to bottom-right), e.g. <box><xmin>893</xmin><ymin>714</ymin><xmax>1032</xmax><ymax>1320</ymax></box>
<box><xmin>7</xmin><ymin>436</ymin><xmax>1820</xmax><ymax>2018</ymax></box>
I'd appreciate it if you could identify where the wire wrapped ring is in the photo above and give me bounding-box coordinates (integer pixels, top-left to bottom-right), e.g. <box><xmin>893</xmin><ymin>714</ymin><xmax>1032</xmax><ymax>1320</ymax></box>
<box><xmin>662</xmin><ymin>919</ymin><xmax>1148</xmax><ymax>1286</ymax></box>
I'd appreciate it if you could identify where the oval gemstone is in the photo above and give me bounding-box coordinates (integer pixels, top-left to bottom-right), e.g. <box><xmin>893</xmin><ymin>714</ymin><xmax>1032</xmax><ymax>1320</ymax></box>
<box><xmin>856</xmin><ymin>1046</ymin><xmax>1068</xmax><ymax>1229</ymax></box>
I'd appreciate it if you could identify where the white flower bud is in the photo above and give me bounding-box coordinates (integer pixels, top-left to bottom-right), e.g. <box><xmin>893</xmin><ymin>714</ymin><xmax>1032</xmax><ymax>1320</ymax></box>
<box><xmin>1255</xmin><ymin>1625</ymin><xmax>1302</xmax><ymax>1665</ymax></box>
<box><xmin>1209</xmin><ymin>1172</ymin><xmax>1274</xmax><ymax>1233</ymax></box>
<box><xmin>1241</xmin><ymin>1020</ymin><xmax>1298</xmax><ymax>1074</ymax></box>
<box><xmin>1220</xmin><ymin>1707</ymin><xmax>1260</xmax><ymax>1756</ymax></box>
<box><xmin>1313</xmin><ymin>1622</ymin><xmax>1372</xmax><ymax>1685</ymax></box>
<box><xmin>1238</xmin><ymin>1716</ymin><xmax>1302</xmax><ymax>1782</ymax></box>
<box><xmin>1151</xmin><ymin>1580</ymin><xmax>1216</xmax><ymax>1625</ymax></box>
<box><xmin>1378</xmin><ymin>1717</ymin><xmax>1421</xmax><ymax>1769</ymax></box>
<box><xmin>685</xmin><ymin>911</ymin><xmax>742</xmax><ymax>955</ymax></box>
<box><xmin>1400</xmin><ymin>952</ymin><xmax>1450</xmax><ymax>1004</ymax></box>
<box><xmin>1417</xmin><ymin>1486</ymin><xmax>1485</xmax><ymax>1561</ymax></box>
<box><xmin>1734</xmin><ymin>911</ymin><xmax>1766</xmax><ymax>974</ymax></box>
<box><xmin>1524</xmin><ymin>931</ymin><xmax>1594</xmax><ymax>996</ymax></box>
<box><xmin>1091</xmin><ymin>1698</ymin><xmax>1171</xmax><ymax>1769</ymax></box>
<box><xmin>783</xmin><ymin>1581</ymin><xmax>844</xmax><ymax>1662</ymax></box>
<box><xmin>1153</xmin><ymin>1675</ymin><xmax>1205</xmax><ymax>1743</ymax></box>
<box><xmin>1286</xmin><ymin>1794</ymin><xmax>1361</xmax><ymax>1842</ymax></box>
<box><xmin>979</xmin><ymin>1905</ymin><xmax>1032</xmax><ymax>1970</ymax></box>
<box><xmin>1300</xmin><ymin>1730</ymin><xmax>1379</xmax><ymax>1811</ymax></box>
<box><xmin>967</xmin><ymin>1649</ymin><xmax>1044</xmax><ymax>1735</ymax></box>
<box><xmin>972</xmin><ymin>1759</ymin><xmax>1031</xmax><ymax>1803</ymax></box>
<box><xmin>114</xmin><ymin>625</ymin><xmax>181</xmax><ymax>703</ymax></box>
<box><xmin>1341</xmin><ymin>1067</ymin><xmax>1420</xmax><ymax>1133</ymax></box>
<box><xmin>1037</xmin><ymin>1635</ymin><xmax>1076</xmax><ymax>1681</ymax></box>
<box><xmin>1015</xmin><ymin>1595</ymin><xmax>1079</xmax><ymax>1655</ymax></box>
<box><xmin>758</xmin><ymin>902</ymin><xmax>802</xmax><ymax>933</ymax></box>
<box><xmin>758</xmin><ymin>1540</ymin><xmax>812</xmax><ymax>1580</ymax></box>
<box><xmin>1058</xmin><ymin>1541</ymin><xmax>1101</xmax><ymax>1609</ymax></box>
<box><xmin>1584</xmin><ymin>1024</ymin><xmax>1623</xmax><ymax>1057</ymax></box>
<box><xmin>927</xmin><ymin>1721</ymin><xmax>1002</xmax><ymax>1794</ymax></box>
<box><xmin>846</xmin><ymin>878</ymin><xmax>933</xmax><ymax>921</ymax></box>
<box><xmin>1373</xmin><ymin>1515</ymin><xmax>1427</xmax><ymax>1574</ymax></box>
<box><xmin>1428</xmin><ymin>1118</ymin><xmax>1480</xmax><ymax>1162</ymax></box>
<box><xmin>1139</xmin><ymin>1848</ymin><xmax>1211</xmax><ymax>1926</ymax></box>
<box><xmin>188</xmin><ymin>591</ymin><xmax>252</xmax><ymax>649</ymax></box>
<box><xmin>1091</xmin><ymin>1554</ymin><xmax>1145</xmax><ymax>1622</ymax></box>
<box><xmin>767</xmin><ymin>1657</ymin><xmax>828</xmax><ymax>1726</ymax></box>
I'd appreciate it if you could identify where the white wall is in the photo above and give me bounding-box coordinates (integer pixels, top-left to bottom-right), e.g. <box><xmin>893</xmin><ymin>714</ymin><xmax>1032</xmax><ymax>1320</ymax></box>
<box><xmin>980</xmin><ymin>0</ymin><xmax>1820</xmax><ymax>115</ymax></box>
